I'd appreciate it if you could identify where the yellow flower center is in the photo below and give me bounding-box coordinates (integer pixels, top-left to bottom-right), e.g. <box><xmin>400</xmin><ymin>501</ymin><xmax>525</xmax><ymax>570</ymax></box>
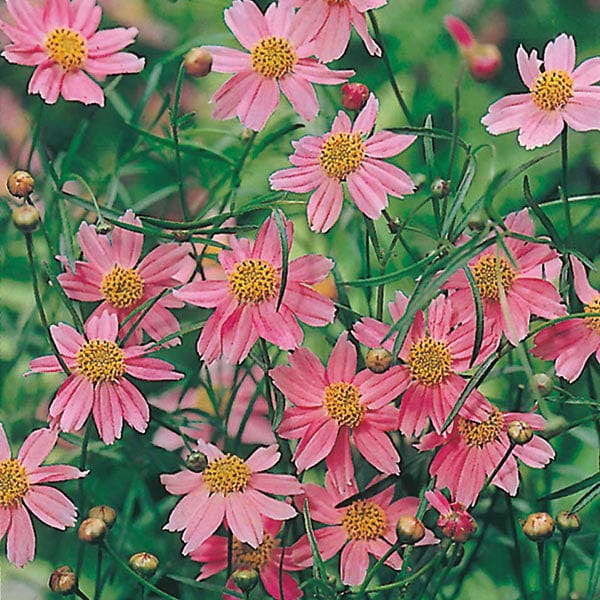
<box><xmin>233</xmin><ymin>534</ymin><xmax>278</xmax><ymax>570</ymax></box>
<box><xmin>531</xmin><ymin>69</ymin><xmax>574</xmax><ymax>111</ymax></box>
<box><xmin>44</xmin><ymin>27</ymin><xmax>88</xmax><ymax>72</ymax></box>
<box><xmin>457</xmin><ymin>408</ymin><xmax>505</xmax><ymax>448</ymax></box>
<box><xmin>76</xmin><ymin>339</ymin><xmax>126</xmax><ymax>384</ymax></box>
<box><xmin>251</xmin><ymin>36</ymin><xmax>297</xmax><ymax>79</ymax></box>
<box><xmin>409</xmin><ymin>337</ymin><xmax>453</xmax><ymax>386</ymax></box>
<box><xmin>100</xmin><ymin>265</ymin><xmax>145</xmax><ymax>309</ymax></box>
<box><xmin>228</xmin><ymin>258</ymin><xmax>279</xmax><ymax>304</ymax></box>
<box><xmin>341</xmin><ymin>500</ymin><xmax>387</xmax><ymax>541</ymax></box>
<box><xmin>472</xmin><ymin>255</ymin><xmax>517</xmax><ymax>301</ymax></box>
<box><xmin>584</xmin><ymin>295</ymin><xmax>600</xmax><ymax>333</ymax></box>
<box><xmin>323</xmin><ymin>382</ymin><xmax>365</xmax><ymax>428</ymax></box>
<box><xmin>319</xmin><ymin>132</ymin><xmax>365</xmax><ymax>181</ymax></box>
<box><xmin>202</xmin><ymin>454</ymin><xmax>251</xmax><ymax>495</ymax></box>
<box><xmin>0</xmin><ymin>459</ymin><xmax>30</xmax><ymax>508</ymax></box>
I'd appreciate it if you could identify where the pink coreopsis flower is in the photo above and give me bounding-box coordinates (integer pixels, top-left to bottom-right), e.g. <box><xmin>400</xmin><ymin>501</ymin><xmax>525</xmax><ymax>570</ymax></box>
<box><xmin>58</xmin><ymin>210</ymin><xmax>195</xmax><ymax>347</ymax></box>
<box><xmin>0</xmin><ymin>424</ymin><xmax>86</xmax><ymax>567</ymax></box>
<box><xmin>416</xmin><ymin>403</ymin><xmax>555</xmax><ymax>507</ymax></box>
<box><xmin>190</xmin><ymin>518</ymin><xmax>301</xmax><ymax>600</ymax></box>
<box><xmin>161</xmin><ymin>440</ymin><xmax>302</xmax><ymax>552</ymax></box>
<box><xmin>481</xmin><ymin>33</ymin><xmax>600</xmax><ymax>149</ymax></box>
<box><xmin>270</xmin><ymin>94</ymin><xmax>416</xmax><ymax>232</ymax></box>
<box><xmin>173</xmin><ymin>212</ymin><xmax>336</xmax><ymax>365</ymax></box>
<box><xmin>442</xmin><ymin>209</ymin><xmax>566</xmax><ymax>347</ymax></box>
<box><xmin>28</xmin><ymin>311</ymin><xmax>183</xmax><ymax>444</ymax></box>
<box><xmin>270</xmin><ymin>332</ymin><xmax>404</xmax><ymax>492</ymax></box>
<box><xmin>200</xmin><ymin>0</ymin><xmax>354</xmax><ymax>131</ymax></box>
<box><xmin>532</xmin><ymin>256</ymin><xmax>600</xmax><ymax>382</ymax></box>
<box><xmin>353</xmin><ymin>292</ymin><xmax>495</xmax><ymax>437</ymax></box>
<box><xmin>425</xmin><ymin>489</ymin><xmax>477</xmax><ymax>543</ymax></box>
<box><xmin>0</xmin><ymin>0</ymin><xmax>144</xmax><ymax>106</ymax></box>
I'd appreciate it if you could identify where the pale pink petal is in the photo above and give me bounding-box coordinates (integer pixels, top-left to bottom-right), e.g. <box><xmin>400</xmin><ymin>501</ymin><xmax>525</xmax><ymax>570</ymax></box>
<box><xmin>270</xmin><ymin>165</ymin><xmax>325</xmax><ymax>193</ymax></box>
<box><xmin>28</xmin><ymin>61</ymin><xmax>64</xmax><ymax>104</ymax></box>
<box><xmin>543</xmin><ymin>34</ymin><xmax>576</xmax><ymax>74</ymax></box>
<box><xmin>93</xmin><ymin>382</ymin><xmax>124</xmax><ymax>444</ymax></box>
<box><xmin>17</xmin><ymin>428</ymin><xmax>57</xmax><ymax>470</ymax></box>
<box><xmin>340</xmin><ymin>541</ymin><xmax>369</xmax><ymax>586</ymax></box>
<box><xmin>353</xmin><ymin>424</ymin><xmax>400</xmax><ymax>475</ymax></box>
<box><xmin>77</xmin><ymin>222</ymin><xmax>114</xmax><ymax>271</ymax></box>
<box><xmin>182</xmin><ymin>494</ymin><xmax>226</xmax><ymax>553</ymax></box>
<box><xmin>331</xmin><ymin>111</ymin><xmax>352</xmax><ymax>134</ymax></box>
<box><xmin>280</xmin><ymin>74</ymin><xmax>319</xmax><ymax>122</ymax></box>
<box><xmin>563</xmin><ymin>91</ymin><xmax>600</xmax><ymax>131</ymax></box>
<box><xmin>125</xmin><ymin>356</ymin><xmax>182</xmax><ymax>381</ymax></box>
<box><xmin>349</xmin><ymin>7</ymin><xmax>381</xmax><ymax>56</ymax></box>
<box><xmin>111</xmin><ymin>211</ymin><xmax>144</xmax><ymax>268</ymax></box>
<box><xmin>225</xmin><ymin>493</ymin><xmax>264</xmax><ymax>548</ymax></box>
<box><xmin>517</xmin><ymin>109</ymin><xmax>564</xmax><ymax>150</ymax></box>
<box><xmin>245</xmin><ymin>489</ymin><xmax>297</xmax><ymax>520</ymax></box>
<box><xmin>347</xmin><ymin>169</ymin><xmax>388</xmax><ymax>219</ymax></box>
<box><xmin>311</xmin><ymin>4</ymin><xmax>351</xmax><ymax>63</ymax></box>
<box><xmin>201</xmin><ymin>45</ymin><xmax>251</xmax><ymax>73</ymax></box>
<box><xmin>355</xmin><ymin>365</ymin><xmax>407</xmax><ymax>409</ymax></box>
<box><xmin>221</xmin><ymin>306</ymin><xmax>259</xmax><ymax>364</ymax></box>
<box><xmin>284</xmin><ymin>283</ymin><xmax>335</xmax><ymax>327</ymax></box>
<box><xmin>307</xmin><ymin>178</ymin><xmax>344</xmax><ymax>233</ymax></box>
<box><xmin>293</xmin><ymin>59</ymin><xmax>354</xmax><ymax>84</ymax></box>
<box><xmin>511</xmin><ymin>278</ymin><xmax>566</xmax><ymax>319</ymax></box>
<box><xmin>87</xmin><ymin>27</ymin><xmax>138</xmax><ymax>58</ymax></box>
<box><xmin>118</xmin><ymin>378</ymin><xmax>150</xmax><ymax>433</ymax></box>
<box><xmin>85</xmin><ymin>53</ymin><xmax>145</xmax><ymax>76</ymax></box>
<box><xmin>61</xmin><ymin>70</ymin><xmax>104</xmax><ymax>106</ymax></box>
<box><xmin>251</xmin><ymin>473</ymin><xmax>301</xmax><ymax>495</ymax></box>
<box><xmin>327</xmin><ymin>333</ymin><xmax>357</xmax><ymax>383</ymax></box>
<box><xmin>165</xmin><ymin>488</ymin><xmax>209</xmax><ymax>531</ymax></box>
<box><xmin>160</xmin><ymin>470</ymin><xmax>202</xmax><ymax>496</ymax></box>
<box><xmin>293</xmin><ymin>417</ymin><xmax>339</xmax><ymax>472</ymax></box>
<box><xmin>43</xmin><ymin>0</ymin><xmax>70</xmax><ymax>29</ymax></box>
<box><xmin>516</xmin><ymin>46</ymin><xmax>541</xmax><ymax>87</ymax></box>
<box><xmin>445</xmin><ymin>15</ymin><xmax>474</xmax><ymax>50</ymax></box>
<box><xmin>353</xmin><ymin>94</ymin><xmax>378</xmax><ymax>134</ymax></box>
<box><xmin>7</xmin><ymin>505</ymin><xmax>35</xmax><ymax>567</ymax></box>
<box><xmin>212</xmin><ymin>72</ymin><xmax>256</xmax><ymax>121</ymax></box>
<box><xmin>364</xmin><ymin>131</ymin><xmax>416</xmax><ymax>158</ymax></box>
<box><xmin>0</xmin><ymin>424</ymin><xmax>10</xmax><ymax>461</ymax></box>
<box><xmin>325</xmin><ymin>427</ymin><xmax>354</xmax><ymax>494</ymax></box>
<box><xmin>51</xmin><ymin>322</ymin><xmax>85</xmax><ymax>357</ymax></box>
<box><xmin>71</xmin><ymin>0</ymin><xmax>101</xmax><ymax>37</ymax></box>
<box><xmin>573</xmin><ymin>57</ymin><xmax>600</xmax><ymax>85</ymax></box>
<box><xmin>224</xmin><ymin>0</ymin><xmax>270</xmax><ymax>50</ymax></box>
<box><xmin>246</xmin><ymin>445</ymin><xmax>280</xmax><ymax>472</ymax></box>
<box><xmin>0</xmin><ymin>509</ymin><xmax>10</xmax><ymax>541</ymax></box>
<box><xmin>174</xmin><ymin>280</ymin><xmax>230</xmax><ymax>308</ymax></box>
<box><xmin>571</xmin><ymin>256</ymin><xmax>598</xmax><ymax>304</ymax></box>
<box><xmin>513</xmin><ymin>436</ymin><xmax>555</xmax><ymax>467</ymax></box>
<box><xmin>254</xmin><ymin>303</ymin><xmax>303</xmax><ymax>351</ymax></box>
<box><xmin>6</xmin><ymin>0</ymin><xmax>45</xmax><ymax>37</ymax></box>
<box><xmin>27</xmin><ymin>465</ymin><xmax>86</xmax><ymax>485</ymax></box>
<box><xmin>84</xmin><ymin>310</ymin><xmax>119</xmax><ymax>341</ymax></box>
<box><xmin>288</xmin><ymin>254</ymin><xmax>334</xmax><ymax>285</ymax></box>
<box><xmin>360</xmin><ymin>158</ymin><xmax>415</xmax><ymax>197</ymax></box>
<box><xmin>24</xmin><ymin>486</ymin><xmax>77</xmax><ymax>529</ymax></box>
<box><xmin>481</xmin><ymin>94</ymin><xmax>537</xmax><ymax>135</ymax></box>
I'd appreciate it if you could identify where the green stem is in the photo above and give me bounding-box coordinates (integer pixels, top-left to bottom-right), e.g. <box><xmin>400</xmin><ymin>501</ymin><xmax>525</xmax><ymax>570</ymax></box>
<box><xmin>423</xmin><ymin>562</ymin><xmax>452</xmax><ymax>600</ymax></box>
<box><xmin>356</xmin><ymin>540</ymin><xmax>400</xmax><ymax>597</ymax></box>
<box><xmin>560</xmin><ymin>128</ymin><xmax>573</xmax><ymax>245</ymax></box>
<box><xmin>506</xmin><ymin>495</ymin><xmax>529</xmax><ymax>600</ymax></box>
<box><xmin>171</xmin><ymin>62</ymin><xmax>189</xmax><ymax>221</ymax></box>
<box><xmin>538</xmin><ymin>542</ymin><xmax>550</xmax><ymax>599</ymax></box>
<box><xmin>446</xmin><ymin>64</ymin><xmax>466</xmax><ymax>183</ymax></box>
<box><xmin>93</xmin><ymin>545</ymin><xmax>104</xmax><ymax>600</ymax></box>
<box><xmin>223</xmin><ymin>131</ymin><xmax>257</xmax><ymax>213</ymax></box>
<box><xmin>76</xmin><ymin>590</ymin><xmax>91</xmax><ymax>600</ymax></box>
<box><xmin>553</xmin><ymin>534</ymin><xmax>568</xmax><ymax>600</ymax></box>
<box><xmin>76</xmin><ymin>423</ymin><xmax>92</xmax><ymax>574</ymax></box>
<box><xmin>483</xmin><ymin>441</ymin><xmax>516</xmax><ymax>489</ymax></box>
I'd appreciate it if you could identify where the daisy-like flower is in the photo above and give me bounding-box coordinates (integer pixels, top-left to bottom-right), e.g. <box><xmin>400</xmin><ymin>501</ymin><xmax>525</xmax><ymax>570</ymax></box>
<box><xmin>0</xmin><ymin>0</ymin><xmax>145</xmax><ymax>106</ymax></box>
<box><xmin>288</xmin><ymin>473</ymin><xmax>437</xmax><ymax>586</ymax></box>
<box><xmin>201</xmin><ymin>0</ymin><xmax>354</xmax><ymax>131</ymax></box>
<box><xmin>442</xmin><ymin>209</ymin><xmax>566</xmax><ymax>347</ymax></box>
<box><xmin>416</xmin><ymin>403</ymin><xmax>555</xmax><ymax>507</ymax></box>
<box><xmin>161</xmin><ymin>440</ymin><xmax>302</xmax><ymax>552</ymax></box>
<box><xmin>0</xmin><ymin>424</ymin><xmax>86</xmax><ymax>567</ymax></box>
<box><xmin>425</xmin><ymin>489</ymin><xmax>477</xmax><ymax>543</ymax></box>
<box><xmin>481</xmin><ymin>33</ymin><xmax>600</xmax><ymax>149</ymax></box>
<box><xmin>532</xmin><ymin>256</ymin><xmax>600</xmax><ymax>382</ymax></box>
<box><xmin>353</xmin><ymin>292</ymin><xmax>495</xmax><ymax>437</ymax></box>
<box><xmin>271</xmin><ymin>332</ymin><xmax>404</xmax><ymax>491</ymax></box>
<box><xmin>28</xmin><ymin>311</ymin><xmax>183</xmax><ymax>445</ymax></box>
<box><xmin>190</xmin><ymin>518</ymin><xmax>301</xmax><ymax>600</ymax></box>
<box><xmin>58</xmin><ymin>210</ymin><xmax>195</xmax><ymax>347</ymax></box>
<box><xmin>270</xmin><ymin>94</ymin><xmax>416</xmax><ymax>232</ymax></box>
<box><xmin>173</xmin><ymin>212</ymin><xmax>336</xmax><ymax>365</ymax></box>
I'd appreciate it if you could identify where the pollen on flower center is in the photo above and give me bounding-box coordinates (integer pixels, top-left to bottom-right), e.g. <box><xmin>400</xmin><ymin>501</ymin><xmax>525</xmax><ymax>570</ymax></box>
<box><xmin>44</xmin><ymin>27</ymin><xmax>88</xmax><ymax>72</ymax></box>
<box><xmin>323</xmin><ymin>382</ymin><xmax>365</xmax><ymax>428</ymax></box>
<box><xmin>341</xmin><ymin>500</ymin><xmax>387</xmax><ymax>541</ymax></box>
<box><xmin>228</xmin><ymin>258</ymin><xmax>279</xmax><ymax>304</ymax></box>
<box><xmin>319</xmin><ymin>132</ymin><xmax>365</xmax><ymax>181</ymax></box>
<box><xmin>202</xmin><ymin>454</ymin><xmax>251</xmax><ymax>495</ymax></box>
<box><xmin>251</xmin><ymin>36</ymin><xmax>297</xmax><ymax>79</ymax></box>
<box><xmin>100</xmin><ymin>265</ymin><xmax>145</xmax><ymax>309</ymax></box>
<box><xmin>76</xmin><ymin>339</ymin><xmax>126</xmax><ymax>384</ymax></box>
<box><xmin>233</xmin><ymin>534</ymin><xmax>278</xmax><ymax>570</ymax></box>
<box><xmin>457</xmin><ymin>408</ymin><xmax>505</xmax><ymax>448</ymax></box>
<box><xmin>472</xmin><ymin>255</ymin><xmax>517</xmax><ymax>301</ymax></box>
<box><xmin>584</xmin><ymin>295</ymin><xmax>600</xmax><ymax>333</ymax></box>
<box><xmin>531</xmin><ymin>69</ymin><xmax>574</xmax><ymax>111</ymax></box>
<box><xmin>409</xmin><ymin>337</ymin><xmax>453</xmax><ymax>385</ymax></box>
<box><xmin>0</xmin><ymin>458</ymin><xmax>30</xmax><ymax>508</ymax></box>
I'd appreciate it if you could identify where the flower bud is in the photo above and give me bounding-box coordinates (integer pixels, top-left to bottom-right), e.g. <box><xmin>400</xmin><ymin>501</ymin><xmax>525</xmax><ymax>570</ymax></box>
<box><xmin>129</xmin><ymin>552</ymin><xmax>159</xmax><ymax>578</ymax></box>
<box><xmin>49</xmin><ymin>566</ymin><xmax>78</xmax><ymax>596</ymax></box>
<box><xmin>467</xmin><ymin>211</ymin><xmax>487</xmax><ymax>231</ymax></box>
<box><xmin>555</xmin><ymin>511</ymin><xmax>581</xmax><ymax>535</ymax></box>
<box><xmin>95</xmin><ymin>222</ymin><xmax>114</xmax><ymax>235</ymax></box>
<box><xmin>396</xmin><ymin>515</ymin><xmax>426</xmax><ymax>544</ymax></box>
<box><xmin>521</xmin><ymin>512</ymin><xmax>555</xmax><ymax>541</ymax></box>
<box><xmin>7</xmin><ymin>169</ymin><xmax>35</xmax><ymax>197</ymax></box>
<box><xmin>431</xmin><ymin>178</ymin><xmax>451</xmax><ymax>199</ymax></box>
<box><xmin>531</xmin><ymin>373</ymin><xmax>553</xmax><ymax>397</ymax></box>
<box><xmin>232</xmin><ymin>568</ymin><xmax>259</xmax><ymax>592</ymax></box>
<box><xmin>442</xmin><ymin>542</ymin><xmax>464</xmax><ymax>567</ymax></box>
<box><xmin>507</xmin><ymin>420</ymin><xmax>534</xmax><ymax>446</ymax></box>
<box><xmin>465</xmin><ymin>43</ymin><xmax>502</xmax><ymax>81</ymax></box>
<box><xmin>184</xmin><ymin>47</ymin><xmax>212</xmax><ymax>77</ymax></box>
<box><xmin>12</xmin><ymin>205</ymin><xmax>40</xmax><ymax>233</ymax></box>
<box><xmin>438</xmin><ymin>503</ymin><xmax>477</xmax><ymax>543</ymax></box>
<box><xmin>185</xmin><ymin>451</ymin><xmax>208</xmax><ymax>473</ymax></box>
<box><xmin>341</xmin><ymin>82</ymin><xmax>369</xmax><ymax>111</ymax></box>
<box><xmin>365</xmin><ymin>348</ymin><xmax>393</xmax><ymax>373</ymax></box>
<box><xmin>78</xmin><ymin>517</ymin><xmax>107</xmax><ymax>544</ymax></box>
<box><xmin>88</xmin><ymin>505</ymin><xmax>117</xmax><ymax>529</ymax></box>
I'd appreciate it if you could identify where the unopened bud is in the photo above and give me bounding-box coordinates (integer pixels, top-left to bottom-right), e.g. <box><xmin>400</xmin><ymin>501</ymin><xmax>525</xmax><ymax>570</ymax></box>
<box><xmin>438</xmin><ymin>504</ymin><xmax>477</xmax><ymax>543</ymax></box>
<box><xmin>78</xmin><ymin>517</ymin><xmax>107</xmax><ymax>544</ymax></box>
<box><xmin>232</xmin><ymin>568</ymin><xmax>259</xmax><ymax>592</ymax></box>
<box><xmin>88</xmin><ymin>505</ymin><xmax>117</xmax><ymax>529</ymax></box>
<box><xmin>95</xmin><ymin>222</ymin><xmax>113</xmax><ymax>235</ymax></box>
<box><xmin>185</xmin><ymin>451</ymin><xmax>208</xmax><ymax>473</ymax></box>
<box><xmin>442</xmin><ymin>542</ymin><xmax>464</xmax><ymax>567</ymax></box>
<box><xmin>49</xmin><ymin>566</ymin><xmax>78</xmax><ymax>595</ymax></box>
<box><xmin>412</xmin><ymin>173</ymin><xmax>427</xmax><ymax>190</ymax></box>
<box><xmin>7</xmin><ymin>169</ymin><xmax>35</xmax><ymax>197</ymax></box>
<box><xmin>556</xmin><ymin>511</ymin><xmax>581</xmax><ymax>535</ymax></box>
<box><xmin>467</xmin><ymin>211</ymin><xmax>487</xmax><ymax>231</ymax></box>
<box><xmin>173</xmin><ymin>229</ymin><xmax>191</xmax><ymax>242</ymax></box>
<box><xmin>184</xmin><ymin>47</ymin><xmax>212</xmax><ymax>77</ymax></box>
<box><xmin>465</xmin><ymin>43</ymin><xmax>502</xmax><ymax>81</ymax></box>
<box><xmin>507</xmin><ymin>420</ymin><xmax>534</xmax><ymax>445</ymax></box>
<box><xmin>431</xmin><ymin>178</ymin><xmax>451</xmax><ymax>199</ymax></box>
<box><xmin>341</xmin><ymin>82</ymin><xmax>370</xmax><ymax>111</ymax></box>
<box><xmin>396</xmin><ymin>515</ymin><xmax>426</xmax><ymax>544</ymax></box>
<box><xmin>521</xmin><ymin>512</ymin><xmax>555</xmax><ymax>541</ymax></box>
<box><xmin>365</xmin><ymin>348</ymin><xmax>393</xmax><ymax>373</ymax></box>
<box><xmin>129</xmin><ymin>552</ymin><xmax>159</xmax><ymax>578</ymax></box>
<box><xmin>12</xmin><ymin>205</ymin><xmax>40</xmax><ymax>232</ymax></box>
<box><xmin>531</xmin><ymin>373</ymin><xmax>553</xmax><ymax>397</ymax></box>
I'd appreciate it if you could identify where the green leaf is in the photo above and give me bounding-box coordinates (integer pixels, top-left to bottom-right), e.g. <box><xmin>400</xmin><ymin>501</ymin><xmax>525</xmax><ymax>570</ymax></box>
<box><xmin>167</xmin><ymin>575</ymin><xmax>243</xmax><ymax>598</ymax></box>
<box><xmin>522</xmin><ymin>176</ymin><xmax>562</xmax><ymax>246</ymax></box>
<box><xmin>273</xmin><ymin>210</ymin><xmax>289</xmax><ymax>311</ymax></box>
<box><xmin>340</xmin><ymin>255</ymin><xmax>431</xmax><ymax>287</ymax></box>
<box><xmin>539</xmin><ymin>472</ymin><xmax>600</xmax><ymax>501</ymax></box>
<box><xmin>571</xmin><ymin>482</ymin><xmax>600</xmax><ymax>513</ymax></box>
<box><xmin>303</xmin><ymin>499</ymin><xmax>327</xmax><ymax>580</ymax></box>
<box><xmin>463</xmin><ymin>265</ymin><xmax>484</xmax><ymax>368</ymax></box>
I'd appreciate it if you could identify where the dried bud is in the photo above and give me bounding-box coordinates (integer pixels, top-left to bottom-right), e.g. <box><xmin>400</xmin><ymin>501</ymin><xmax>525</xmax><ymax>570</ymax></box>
<box><xmin>95</xmin><ymin>222</ymin><xmax>114</xmax><ymax>235</ymax></box>
<box><xmin>7</xmin><ymin>169</ymin><xmax>35</xmax><ymax>197</ymax></box>
<box><xmin>341</xmin><ymin>82</ymin><xmax>370</xmax><ymax>111</ymax></box>
<box><xmin>88</xmin><ymin>505</ymin><xmax>117</xmax><ymax>529</ymax></box>
<box><xmin>185</xmin><ymin>451</ymin><xmax>208</xmax><ymax>473</ymax></box>
<box><xmin>555</xmin><ymin>511</ymin><xmax>581</xmax><ymax>535</ymax></box>
<box><xmin>521</xmin><ymin>512</ymin><xmax>555</xmax><ymax>541</ymax></box>
<box><xmin>365</xmin><ymin>348</ymin><xmax>393</xmax><ymax>373</ymax></box>
<box><xmin>467</xmin><ymin>211</ymin><xmax>487</xmax><ymax>231</ymax></box>
<box><xmin>173</xmin><ymin>229</ymin><xmax>191</xmax><ymax>242</ymax></box>
<box><xmin>78</xmin><ymin>517</ymin><xmax>107</xmax><ymax>544</ymax></box>
<box><xmin>438</xmin><ymin>503</ymin><xmax>477</xmax><ymax>543</ymax></box>
<box><xmin>431</xmin><ymin>178</ymin><xmax>451</xmax><ymax>199</ymax></box>
<box><xmin>129</xmin><ymin>552</ymin><xmax>159</xmax><ymax>578</ymax></box>
<box><xmin>184</xmin><ymin>47</ymin><xmax>212</xmax><ymax>77</ymax></box>
<box><xmin>442</xmin><ymin>542</ymin><xmax>465</xmax><ymax>567</ymax></box>
<box><xmin>232</xmin><ymin>568</ymin><xmax>259</xmax><ymax>592</ymax></box>
<box><xmin>507</xmin><ymin>420</ymin><xmax>534</xmax><ymax>446</ymax></box>
<box><xmin>12</xmin><ymin>205</ymin><xmax>40</xmax><ymax>233</ymax></box>
<box><xmin>396</xmin><ymin>515</ymin><xmax>426</xmax><ymax>544</ymax></box>
<box><xmin>531</xmin><ymin>373</ymin><xmax>553</xmax><ymax>397</ymax></box>
<box><xmin>49</xmin><ymin>566</ymin><xmax>78</xmax><ymax>595</ymax></box>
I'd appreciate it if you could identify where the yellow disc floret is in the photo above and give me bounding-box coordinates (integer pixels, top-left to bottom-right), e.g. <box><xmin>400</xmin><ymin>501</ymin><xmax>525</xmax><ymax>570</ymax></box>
<box><xmin>228</xmin><ymin>258</ymin><xmax>279</xmax><ymax>304</ymax></box>
<box><xmin>44</xmin><ymin>27</ymin><xmax>88</xmax><ymax>72</ymax></box>
<box><xmin>584</xmin><ymin>294</ymin><xmax>600</xmax><ymax>333</ymax></box>
<box><xmin>457</xmin><ymin>408</ymin><xmax>505</xmax><ymax>448</ymax></box>
<box><xmin>531</xmin><ymin>69</ymin><xmax>574</xmax><ymax>111</ymax></box>
<box><xmin>409</xmin><ymin>337</ymin><xmax>453</xmax><ymax>386</ymax></box>
<box><xmin>203</xmin><ymin>454</ymin><xmax>251</xmax><ymax>495</ymax></box>
<box><xmin>0</xmin><ymin>459</ymin><xmax>30</xmax><ymax>508</ymax></box>
<box><xmin>100</xmin><ymin>265</ymin><xmax>144</xmax><ymax>309</ymax></box>
<box><xmin>319</xmin><ymin>132</ymin><xmax>365</xmax><ymax>181</ymax></box>
<box><xmin>76</xmin><ymin>340</ymin><xmax>126</xmax><ymax>384</ymax></box>
<box><xmin>323</xmin><ymin>382</ymin><xmax>365</xmax><ymax>428</ymax></box>
<box><xmin>472</xmin><ymin>255</ymin><xmax>517</xmax><ymax>301</ymax></box>
<box><xmin>233</xmin><ymin>534</ymin><xmax>278</xmax><ymax>570</ymax></box>
<box><xmin>341</xmin><ymin>500</ymin><xmax>387</xmax><ymax>541</ymax></box>
<box><xmin>251</xmin><ymin>36</ymin><xmax>297</xmax><ymax>79</ymax></box>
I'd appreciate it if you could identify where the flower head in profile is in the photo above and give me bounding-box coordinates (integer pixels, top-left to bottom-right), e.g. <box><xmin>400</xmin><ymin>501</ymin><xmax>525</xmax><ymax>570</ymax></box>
<box><xmin>425</xmin><ymin>489</ymin><xmax>477</xmax><ymax>543</ymax></box>
<box><xmin>482</xmin><ymin>33</ymin><xmax>600</xmax><ymax>148</ymax></box>
<box><xmin>200</xmin><ymin>0</ymin><xmax>354</xmax><ymax>131</ymax></box>
<box><xmin>0</xmin><ymin>424</ymin><xmax>86</xmax><ymax>567</ymax></box>
<box><xmin>270</xmin><ymin>94</ymin><xmax>416</xmax><ymax>232</ymax></box>
<box><xmin>174</xmin><ymin>212</ymin><xmax>336</xmax><ymax>365</ymax></box>
<box><xmin>0</xmin><ymin>0</ymin><xmax>145</xmax><ymax>106</ymax></box>
<box><xmin>161</xmin><ymin>440</ymin><xmax>302</xmax><ymax>553</ymax></box>
<box><xmin>28</xmin><ymin>311</ymin><xmax>183</xmax><ymax>444</ymax></box>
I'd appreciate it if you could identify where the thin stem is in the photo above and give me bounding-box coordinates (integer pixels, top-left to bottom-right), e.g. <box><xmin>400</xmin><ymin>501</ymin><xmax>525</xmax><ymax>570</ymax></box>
<box><xmin>538</xmin><ymin>542</ymin><xmax>550</xmax><ymax>599</ymax></box>
<box><xmin>76</xmin><ymin>590</ymin><xmax>91</xmax><ymax>600</ymax></box>
<box><xmin>76</xmin><ymin>423</ymin><xmax>93</xmax><ymax>574</ymax></box>
<box><xmin>560</xmin><ymin>128</ymin><xmax>573</xmax><ymax>245</ymax></box>
<box><xmin>93</xmin><ymin>545</ymin><xmax>104</xmax><ymax>600</ymax></box>
<box><xmin>424</xmin><ymin>562</ymin><xmax>452</xmax><ymax>600</ymax></box>
<box><xmin>506</xmin><ymin>495</ymin><xmax>529</xmax><ymax>600</ymax></box>
<box><xmin>483</xmin><ymin>441</ymin><xmax>516</xmax><ymax>488</ymax></box>
<box><xmin>171</xmin><ymin>62</ymin><xmax>189</xmax><ymax>221</ymax></box>
<box><xmin>356</xmin><ymin>540</ymin><xmax>400</xmax><ymax>597</ymax></box>
<box><xmin>553</xmin><ymin>535</ymin><xmax>568</xmax><ymax>600</ymax></box>
<box><xmin>222</xmin><ymin>131</ymin><xmax>258</xmax><ymax>213</ymax></box>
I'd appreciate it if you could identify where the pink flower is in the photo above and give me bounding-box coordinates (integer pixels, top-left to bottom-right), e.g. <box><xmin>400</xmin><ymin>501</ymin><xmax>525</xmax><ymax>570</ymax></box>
<box><xmin>425</xmin><ymin>489</ymin><xmax>477</xmax><ymax>543</ymax></box>
<box><xmin>270</xmin><ymin>94</ymin><xmax>416</xmax><ymax>232</ymax></box>
<box><xmin>353</xmin><ymin>292</ymin><xmax>495</xmax><ymax>436</ymax></box>
<box><xmin>28</xmin><ymin>311</ymin><xmax>183</xmax><ymax>444</ymax></box>
<box><xmin>288</xmin><ymin>473</ymin><xmax>437</xmax><ymax>586</ymax></box>
<box><xmin>532</xmin><ymin>256</ymin><xmax>600</xmax><ymax>382</ymax></box>
<box><xmin>442</xmin><ymin>209</ymin><xmax>566</xmax><ymax>347</ymax></box>
<box><xmin>271</xmin><ymin>332</ymin><xmax>404</xmax><ymax>492</ymax></box>
<box><xmin>190</xmin><ymin>518</ymin><xmax>301</xmax><ymax>600</ymax></box>
<box><xmin>201</xmin><ymin>0</ymin><xmax>354</xmax><ymax>131</ymax></box>
<box><xmin>0</xmin><ymin>424</ymin><xmax>86</xmax><ymax>567</ymax></box>
<box><xmin>58</xmin><ymin>210</ymin><xmax>195</xmax><ymax>347</ymax></box>
<box><xmin>173</xmin><ymin>212</ymin><xmax>336</xmax><ymax>365</ymax></box>
<box><xmin>161</xmin><ymin>440</ymin><xmax>302</xmax><ymax>552</ymax></box>
<box><xmin>416</xmin><ymin>404</ymin><xmax>555</xmax><ymax>507</ymax></box>
<box><xmin>481</xmin><ymin>33</ymin><xmax>600</xmax><ymax>149</ymax></box>
<box><xmin>0</xmin><ymin>0</ymin><xmax>144</xmax><ymax>106</ymax></box>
